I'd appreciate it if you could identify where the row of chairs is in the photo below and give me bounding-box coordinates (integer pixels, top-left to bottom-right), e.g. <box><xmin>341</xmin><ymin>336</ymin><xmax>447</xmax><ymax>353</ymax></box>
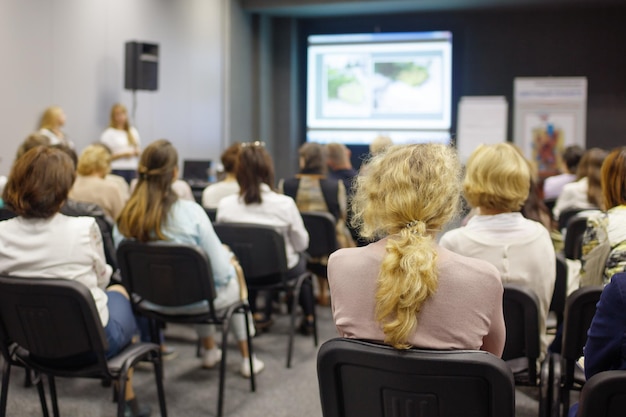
<box><xmin>0</xmin><ymin>217</ymin><xmax>329</xmax><ymax>417</ymax></box>
<box><xmin>317</xmin><ymin>337</ymin><xmax>626</xmax><ymax>417</ymax></box>
<box><xmin>316</xmin><ymin>282</ymin><xmax>618</xmax><ymax>417</ymax></box>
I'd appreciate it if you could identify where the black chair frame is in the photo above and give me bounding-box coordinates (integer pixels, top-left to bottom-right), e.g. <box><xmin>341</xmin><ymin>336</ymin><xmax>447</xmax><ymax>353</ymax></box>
<box><xmin>577</xmin><ymin>370</ymin><xmax>626</xmax><ymax>417</ymax></box>
<box><xmin>213</xmin><ymin>222</ymin><xmax>318</xmax><ymax>368</ymax></box>
<box><xmin>0</xmin><ymin>275</ymin><xmax>167</xmax><ymax>417</ymax></box>
<box><xmin>317</xmin><ymin>338</ymin><xmax>516</xmax><ymax>417</ymax></box>
<box><xmin>548</xmin><ymin>285</ymin><xmax>603</xmax><ymax>417</ymax></box>
<box><xmin>116</xmin><ymin>240</ymin><xmax>256</xmax><ymax>417</ymax></box>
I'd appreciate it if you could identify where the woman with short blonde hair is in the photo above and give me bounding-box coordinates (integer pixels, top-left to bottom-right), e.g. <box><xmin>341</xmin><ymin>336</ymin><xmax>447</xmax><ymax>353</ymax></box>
<box><xmin>38</xmin><ymin>106</ymin><xmax>70</xmax><ymax>147</ymax></box>
<box><xmin>440</xmin><ymin>142</ymin><xmax>556</xmax><ymax>359</ymax></box>
<box><xmin>328</xmin><ymin>144</ymin><xmax>505</xmax><ymax>353</ymax></box>
<box><xmin>69</xmin><ymin>145</ymin><xmax>124</xmax><ymax>220</ymax></box>
<box><xmin>463</xmin><ymin>143</ymin><xmax>530</xmax><ymax>213</ymax></box>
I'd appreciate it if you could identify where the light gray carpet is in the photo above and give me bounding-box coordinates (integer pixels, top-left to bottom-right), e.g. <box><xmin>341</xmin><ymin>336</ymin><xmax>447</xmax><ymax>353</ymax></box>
<box><xmin>2</xmin><ymin>305</ymin><xmax>575</xmax><ymax>416</ymax></box>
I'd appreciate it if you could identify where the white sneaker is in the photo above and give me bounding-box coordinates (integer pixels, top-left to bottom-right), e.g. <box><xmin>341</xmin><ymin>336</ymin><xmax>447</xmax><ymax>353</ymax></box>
<box><xmin>201</xmin><ymin>347</ymin><xmax>222</xmax><ymax>369</ymax></box>
<box><xmin>240</xmin><ymin>355</ymin><xmax>265</xmax><ymax>378</ymax></box>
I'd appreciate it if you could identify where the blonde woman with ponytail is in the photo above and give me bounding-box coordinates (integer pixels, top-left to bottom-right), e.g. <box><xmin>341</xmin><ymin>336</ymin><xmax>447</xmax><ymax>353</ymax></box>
<box><xmin>101</xmin><ymin>103</ymin><xmax>141</xmax><ymax>184</ymax></box>
<box><xmin>328</xmin><ymin>144</ymin><xmax>505</xmax><ymax>355</ymax></box>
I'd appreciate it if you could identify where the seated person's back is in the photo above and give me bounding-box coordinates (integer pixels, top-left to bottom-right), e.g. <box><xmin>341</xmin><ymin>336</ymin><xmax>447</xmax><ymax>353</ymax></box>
<box><xmin>329</xmin><ymin>144</ymin><xmax>505</xmax><ymax>355</ymax></box>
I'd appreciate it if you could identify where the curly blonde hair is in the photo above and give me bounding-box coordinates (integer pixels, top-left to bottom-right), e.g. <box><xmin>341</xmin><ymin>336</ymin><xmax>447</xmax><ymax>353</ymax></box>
<box><xmin>351</xmin><ymin>144</ymin><xmax>462</xmax><ymax>349</ymax></box>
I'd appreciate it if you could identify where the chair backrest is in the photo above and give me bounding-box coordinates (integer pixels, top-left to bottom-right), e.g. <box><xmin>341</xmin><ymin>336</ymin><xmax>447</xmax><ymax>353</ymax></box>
<box><xmin>317</xmin><ymin>338</ymin><xmax>515</xmax><ymax>417</ymax></box>
<box><xmin>549</xmin><ymin>254</ymin><xmax>568</xmax><ymax>327</ymax></box>
<box><xmin>564</xmin><ymin>214</ymin><xmax>588</xmax><ymax>260</ymax></box>
<box><xmin>0</xmin><ymin>208</ymin><xmax>16</xmax><ymax>221</ymax></box>
<box><xmin>502</xmin><ymin>284</ymin><xmax>541</xmax><ymax>380</ymax></box>
<box><xmin>301</xmin><ymin>211</ymin><xmax>338</xmax><ymax>258</ymax></box>
<box><xmin>0</xmin><ymin>275</ymin><xmax>109</xmax><ymax>374</ymax></box>
<box><xmin>577</xmin><ymin>370</ymin><xmax>626</xmax><ymax>417</ymax></box>
<box><xmin>205</xmin><ymin>207</ymin><xmax>217</xmax><ymax>222</ymax></box>
<box><xmin>558</xmin><ymin>207</ymin><xmax>585</xmax><ymax>231</ymax></box>
<box><xmin>116</xmin><ymin>240</ymin><xmax>217</xmax><ymax>309</ymax></box>
<box><xmin>213</xmin><ymin>223</ymin><xmax>289</xmax><ymax>284</ymax></box>
<box><xmin>561</xmin><ymin>285</ymin><xmax>603</xmax><ymax>362</ymax></box>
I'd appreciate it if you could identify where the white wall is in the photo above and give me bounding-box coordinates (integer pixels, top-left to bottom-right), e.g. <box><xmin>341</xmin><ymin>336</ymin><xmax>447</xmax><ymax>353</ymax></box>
<box><xmin>0</xmin><ymin>0</ymin><xmax>228</xmax><ymax>176</ymax></box>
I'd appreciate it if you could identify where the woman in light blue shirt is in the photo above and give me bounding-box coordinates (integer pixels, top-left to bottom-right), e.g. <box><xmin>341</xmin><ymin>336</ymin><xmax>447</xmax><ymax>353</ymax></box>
<box><xmin>115</xmin><ymin>139</ymin><xmax>263</xmax><ymax>378</ymax></box>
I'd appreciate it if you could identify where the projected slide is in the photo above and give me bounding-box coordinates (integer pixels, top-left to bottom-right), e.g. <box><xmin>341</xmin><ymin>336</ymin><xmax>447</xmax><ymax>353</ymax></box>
<box><xmin>307</xmin><ymin>32</ymin><xmax>452</xmax><ymax>135</ymax></box>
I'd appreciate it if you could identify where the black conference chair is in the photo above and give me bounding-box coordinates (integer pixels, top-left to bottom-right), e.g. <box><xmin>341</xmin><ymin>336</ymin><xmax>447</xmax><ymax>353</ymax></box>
<box><xmin>558</xmin><ymin>208</ymin><xmax>586</xmax><ymax>232</ymax></box>
<box><xmin>563</xmin><ymin>214</ymin><xmax>589</xmax><ymax>261</ymax></box>
<box><xmin>116</xmin><ymin>241</ymin><xmax>256</xmax><ymax>417</ymax></box>
<box><xmin>0</xmin><ymin>208</ymin><xmax>16</xmax><ymax>221</ymax></box>
<box><xmin>301</xmin><ymin>211</ymin><xmax>338</xmax><ymax>304</ymax></box>
<box><xmin>548</xmin><ymin>285</ymin><xmax>603</xmax><ymax>417</ymax></box>
<box><xmin>501</xmin><ymin>284</ymin><xmax>551</xmax><ymax>416</ymax></box>
<box><xmin>547</xmin><ymin>254</ymin><xmax>568</xmax><ymax>332</ymax></box>
<box><xmin>317</xmin><ymin>338</ymin><xmax>516</xmax><ymax>417</ymax></box>
<box><xmin>213</xmin><ymin>222</ymin><xmax>317</xmax><ymax>368</ymax></box>
<box><xmin>577</xmin><ymin>370</ymin><xmax>626</xmax><ymax>417</ymax></box>
<box><xmin>0</xmin><ymin>275</ymin><xmax>167</xmax><ymax>417</ymax></box>
<box><xmin>204</xmin><ymin>207</ymin><xmax>217</xmax><ymax>222</ymax></box>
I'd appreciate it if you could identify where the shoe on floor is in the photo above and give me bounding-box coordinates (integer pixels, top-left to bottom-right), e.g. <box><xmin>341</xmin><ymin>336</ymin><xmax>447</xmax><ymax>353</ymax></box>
<box><xmin>202</xmin><ymin>347</ymin><xmax>222</xmax><ymax>369</ymax></box>
<box><xmin>124</xmin><ymin>399</ymin><xmax>152</xmax><ymax>417</ymax></box>
<box><xmin>160</xmin><ymin>345</ymin><xmax>178</xmax><ymax>361</ymax></box>
<box><xmin>240</xmin><ymin>355</ymin><xmax>265</xmax><ymax>378</ymax></box>
<box><xmin>298</xmin><ymin>318</ymin><xmax>315</xmax><ymax>336</ymax></box>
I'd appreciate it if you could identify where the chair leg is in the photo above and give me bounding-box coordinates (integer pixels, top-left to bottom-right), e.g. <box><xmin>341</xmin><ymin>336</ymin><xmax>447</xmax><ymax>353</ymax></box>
<box><xmin>33</xmin><ymin>373</ymin><xmax>50</xmax><ymax>417</ymax></box>
<box><xmin>0</xmin><ymin>360</ymin><xmax>11</xmax><ymax>417</ymax></box>
<box><xmin>217</xmin><ymin>317</ymin><xmax>231</xmax><ymax>417</ymax></box>
<box><xmin>152</xmin><ymin>353</ymin><xmax>168</xmax><ymax>417</ymax></box>
<box><xmin>48</xmin><ymin>375</ymin><xmax>59</xmax><ymax>417</ymax></box>
<box><xmin>287</xmin><ymin>288</ymin><xmax>299</xmax><ymax>369</ymax></box>
<box><xmin>116</xmin><ymin>374</ymin><xmax>128</xmax><ymax>417</ymax></box>
<box><xmin>242</xmin><ymin>306</ymin><xmax>256</xmax><ymax>392</ymax></box>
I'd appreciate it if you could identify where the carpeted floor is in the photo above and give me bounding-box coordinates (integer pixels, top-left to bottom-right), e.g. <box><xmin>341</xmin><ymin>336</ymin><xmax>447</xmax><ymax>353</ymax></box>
<box><xmin>2</xmin><ymin>304</ymin><xmax>575</xmax><ymax>416</ymax></box>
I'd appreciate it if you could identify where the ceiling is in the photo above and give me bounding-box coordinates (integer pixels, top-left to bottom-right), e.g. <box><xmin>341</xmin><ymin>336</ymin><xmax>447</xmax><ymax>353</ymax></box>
<box><xmin>240</xmin><ymin>0</ymin><xmax>626</xmax><ymax>17</ymax></box>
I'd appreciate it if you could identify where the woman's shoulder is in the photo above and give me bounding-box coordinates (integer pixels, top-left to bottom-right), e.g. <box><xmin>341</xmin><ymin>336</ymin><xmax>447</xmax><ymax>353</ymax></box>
<box><xmin>438</xmin><ymin>245</ymin><xmax>501</xmax><ymax>280</ymax></box>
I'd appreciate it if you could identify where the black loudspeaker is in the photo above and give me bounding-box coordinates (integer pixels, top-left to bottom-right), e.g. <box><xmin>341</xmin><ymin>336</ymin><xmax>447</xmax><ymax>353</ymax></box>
<box><xmin>124</xmin><ymin>41</ymin><xmax>159</xmax><ymax>91</ymax></box>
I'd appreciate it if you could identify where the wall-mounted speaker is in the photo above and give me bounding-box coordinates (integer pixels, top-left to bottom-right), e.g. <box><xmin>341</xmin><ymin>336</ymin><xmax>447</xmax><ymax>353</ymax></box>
<box><xmin>124</xmin><ymin>41</ymin><xmax>159</xmax><ymax>91</ymax></box>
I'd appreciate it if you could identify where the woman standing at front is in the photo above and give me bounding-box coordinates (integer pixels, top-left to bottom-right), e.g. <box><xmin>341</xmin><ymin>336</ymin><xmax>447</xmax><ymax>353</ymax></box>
<box><xmin>101</xmin><ymin>103</ymin><xmax>141</xmax><ymax>184</ymax></box>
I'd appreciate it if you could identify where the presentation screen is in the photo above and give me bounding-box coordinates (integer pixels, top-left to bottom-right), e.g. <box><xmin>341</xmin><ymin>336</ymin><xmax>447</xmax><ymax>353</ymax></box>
<box><xmin>306</xmin><ymin>31</ymin><xmax>453</xmax><ymax>145</ymax></box>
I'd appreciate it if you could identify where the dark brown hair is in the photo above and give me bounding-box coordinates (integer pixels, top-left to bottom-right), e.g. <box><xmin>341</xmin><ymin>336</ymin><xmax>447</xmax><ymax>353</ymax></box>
<box><xmin>601</xmin><ymin>147</ymin><xmax>626</xmax><ymax>210</ymax></box>
<box><xmin>3</xmin><ymin>147</ymin><xmax>76</xmax><ymax>218</ymax></box>
<box><xmin>236</xmin><ymin>145</ymin><xmax>275</xmax><ymax>204</ymax></box>
<box><xmin>221</xmin><ymin>142</ymin><xmax>241</xmax><ymax>174</ymax></box>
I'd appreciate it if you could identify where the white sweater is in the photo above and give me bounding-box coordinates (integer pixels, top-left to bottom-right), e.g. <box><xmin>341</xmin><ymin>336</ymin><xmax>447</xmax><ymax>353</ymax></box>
<box><xmin>439</xmin><ymin>212</ymin><xmax>556</xmax><ymax>356</ymax></box>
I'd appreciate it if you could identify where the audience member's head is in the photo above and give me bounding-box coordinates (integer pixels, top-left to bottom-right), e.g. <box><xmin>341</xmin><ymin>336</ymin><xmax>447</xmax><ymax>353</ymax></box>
<box><xmin>38</xmin><ymin>106</ymin><xmax>65</xmax><ymax>130</ymax></box>
<box><xmin>326</xmin><ymin>143</ymin><xmax>352</xmax><ymax>171</ymax></box>
<box><xmin>562</xmin><ymin>145</ymin><xmax>585</xmax><ymax>174</ymax></box>
<box><xmin>77</xmin><ymin>144</ymin><xmax>111</xmax><ymax>177</ymax></box>
<box><xmin>236</xmin><ymin>142</ymin><xmax>274</xmax><ymax>205</ymax></box>
<box><xmin>601</xmin><ymin>146</ymin><xmax>626</xmax><ymax>210</ymax></box>
<box><xmin>3</xmin><ymin>147</ymin><xmax>75</xmax><ymax>219</ymax></box>
<box><xmin>350</xmin><ymin>143</ymin><xmax>461</xmax><ymax>348</ymax></box>
<box><xmin>584</xmin><ymin>148</ymin><xmax>608</xmax><ymax>209</ymax></box>
<box><xmin>221</xmin><ymin>142</ymin><xmax>242</xmax><ymax>175</ymax></box>
<box><xmin>464</xmin><ymin>142</ymin><xmax>530</xmax><ymax>213</ymax></box>
<box><xmin>117</xmin><ymin>139</ymin><xmax>178</xmax><ymax>242</ymax></box>
<box><xmin>15</xmin><ymin>133</ymin><xmax>50</xmax><ymax>160</ymax></box>
<box><xmin>369</xmin><ymin>135</ymin><xmax>393</xmax><ymax>156</ymax></box>
<box><xmin>298</xmin><ymin>142</ymin><xmax>326</xmax><ymax>174</ymax></box>
<box><xmin>50</xmin><ymin>143</ymin><xmax>78</xmax><ymax>169</ymax></box>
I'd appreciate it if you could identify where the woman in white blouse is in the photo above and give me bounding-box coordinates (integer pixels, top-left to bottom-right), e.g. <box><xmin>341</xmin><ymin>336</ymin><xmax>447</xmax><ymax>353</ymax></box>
<box><xmin>217</xmin><ymin>142</ymin><xmax>315</xmax><ymax>334</ymax></box>
<box><xmin>100</xmin><ymin>103</ymin><xmax>141</xmax><ymax>184</ymax></box>
<box><xmin>0</xmin><ymin>146</ymin><xmax>150</xmax><ymax>417</ymax></box>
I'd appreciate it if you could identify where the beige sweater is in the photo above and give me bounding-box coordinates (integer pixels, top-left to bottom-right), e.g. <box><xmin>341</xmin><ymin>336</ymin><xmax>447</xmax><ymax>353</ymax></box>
<box><xmin>69</xmin><ymin>175</ymin><xmax>125</xmax><ymax>220</ymax></box>
<box><xmin>328</xmin><ymin>237</ymin><xmax>505</xmax><ymax>356</ymax></box>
